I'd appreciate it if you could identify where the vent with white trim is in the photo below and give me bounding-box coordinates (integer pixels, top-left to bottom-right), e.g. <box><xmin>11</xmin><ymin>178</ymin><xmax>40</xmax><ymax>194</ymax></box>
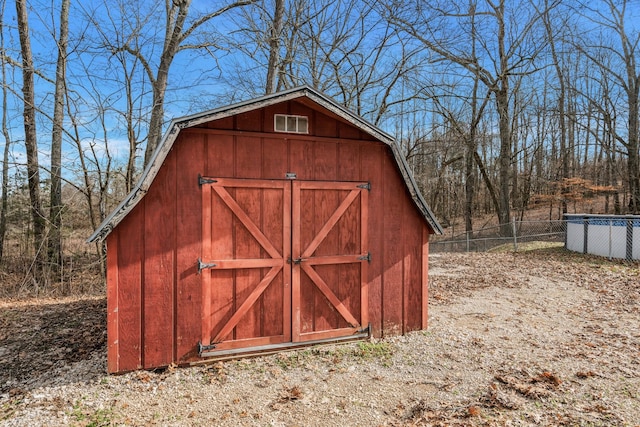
<box><xmin>274</xmin><ymin>114</ymin><xmax>308</xmax><ymax>134</ymax></box>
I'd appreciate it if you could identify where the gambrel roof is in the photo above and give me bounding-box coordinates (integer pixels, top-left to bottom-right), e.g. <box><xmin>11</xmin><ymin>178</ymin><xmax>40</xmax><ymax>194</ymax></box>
<box><xmin>88</xmin><ymin>86</ymin><xmax>442</xmax><ymax>243</ymax></box>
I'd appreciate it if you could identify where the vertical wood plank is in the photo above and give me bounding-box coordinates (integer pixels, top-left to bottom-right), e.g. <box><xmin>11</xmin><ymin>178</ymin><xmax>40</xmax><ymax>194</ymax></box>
<box><xmin>382</xmin><ymin>151</ymin><xmax>404</xmax><ymax>337</ymax></box>
<box><xmin>403</xmin><ymin>206</ymin><xmax>423</xmax><ymax>333</ymax></box>
<box><xmin>106</xmin><ymin>233</ymin><xmax>119</xmax><ymax>373</ymax></box>
<box><xmin>205</xmin><ymin>117</ymin><xmax>233</xmax><ymax>130</ymax></box>
<box><xmin>201</xmin><ymin>185</ymin><xmax>212</xmax><ymax>347</ymax></box>
<box><xmin>282</xmin><ymin>184</ymin><xmax>292</xmax><ymax>342</ymax></box>
<box><xmin>209</xmin><ymin>189</ymin><xmax>235</xmax><ymax>341</ymax></box>
<box><xmin>337</xmin><ymin>142</ymin><xmax>361</xmax><ymax>181</ymax></box>
<box><xmin>236</xmin><ymin>136</ymin><xmax>262</xmax><ymax>179</ymax></box>
<box><xmin>342</xmin><ymin>143</ymin><xmax>367</xmax><ymax>329</ymax></box>
<box><xmin>422</xmin><ymin>225</ymin><xmax>429</xmax><ymax>330</ymax></box>
<box><xmin>236</xmin><ymin>109</ymin><xmax>262</xmax><ymax>132</ymax></box>
<box><xmin>292</xmin><ymin>182</ymin><xmax>302</xmax><ymax>341</ymax></box>
<box><xmin>235</xmin><ymin>136</ymin><xmax>264</xmax><ymax>340</ymax></box>
<box><xmin>313</xmin><ymin>141</ymin><xmax>337</xmax><ymax>181</ymax></box>
<box><xmin>360</xmin><ymin>188</ymin><xmax>369</xmax><ymax>328</ymax></box>
<box><xmin>289</xmin><ymin>139</ymin><xmax>314</xmax><ymax>180</ymax></box>
<box><xmin>264</xmin><ymin>138</ymin><xmax>289</xmax><ymax>339</ymax></box>
<box><xmin>299</xmin><ymin>186</ymin><xmax>318</xmax><ymax>334</ymax></box>
<box><xmin>361</xmin><ymin>143</ymin><xmax>384</xmax><ymax>337</ymax></box>
<box><xmin>116</xmin><ymin>205</ymin><xmax>144</xmax><ymax>371</ymax></box>
<box><xmin>314</xmin><ymin>111</ymin><xmax>338</xmax><ymax>138</ymax></box>
<box><xmin>334</xmin><ymin>192</ymin><xmax>358</xmax><ymax>329</ymax></box>
<box><xmin>206</xmin><ymin>133</ymin><xmax>235</xmax><ymax>343</ymax></box>
<box><xmin>206</xmin><ymin>133</ymin><xmax>234</xmax><ymax>177</ymax></box>
<box><xmin>313</xmin><ymin>188</ymin><xmax>339</xmax><ymax>331</ymax></box>
<box><xmin>263</xmin><ymin>138</ymin><xmax>287</xmax><ymax>179</ymax></box>
<box><xmin>262</xmin><ymin>188</ymin><xmax>285</xmax><ymax>337</ymax></box>
<box><xmin>143</xmin><ymin>151</ymin><xmax>176</xmax><ymax>368</ymax></box>
<box><xmin>234</xmin><ymin>187</ymin><xmax>262</xmax><ymax>339</ymax></box>
<box><xmin>176</xmin><ymin>133</ymin><xmax>204</xmax><ymax>360</ymax></box>
<box><xmin>338</xmin><ymin>122</ymin><xmax>360</xmax><ymax>139</ymax></box>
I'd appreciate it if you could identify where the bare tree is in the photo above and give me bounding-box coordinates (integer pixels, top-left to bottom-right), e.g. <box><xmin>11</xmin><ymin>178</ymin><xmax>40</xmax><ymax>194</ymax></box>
<box><xmin>16</xmin><ymin>0</ymin><xmax>47</xmax><ymax>282</ymax></box>
<box><xmin>383</xmin><ymin>0</ymin><xmax>554</xmax><ymax>233</ymax></box>
<box><xmin>47</xmin><ymin>0</ymin><xmax>70</xmax><ymax>272</ymax></box>
<box><xmin>230</xmin><ymin>0</ymin><xmax>425</xmax><ymax>128</ymax></box>
<box><xmin>81</xmin><ymin>1</ymin><xmax>148</xmax><ymax>193</ymax></box>
<box><xmin>85</xmin><ymin>0</ymin><xmax>256</xmax><ymax>170</ymax></box>
<box><xmin>576</xmin><ymin>0</ymin><xmax>640</xmax><ymax>213</ymax></box>
<box><xmin>0</xmin><ymin>0</ymin><xmax>11</xmax><ymax>263</ymax></box>
<box><xmin>265</xmin><ymin>0</ymin><xmax>284</xmax><ymax>94</ymax></box>
<box><xmin>142</xmin><ymin>0</ymin><xmax>255</xmax><ymax>167</ymax></box>
<box><xmin>540</xmin><ymin>0</ymin><xmax>570</xmax><ymax>214</ymax></box>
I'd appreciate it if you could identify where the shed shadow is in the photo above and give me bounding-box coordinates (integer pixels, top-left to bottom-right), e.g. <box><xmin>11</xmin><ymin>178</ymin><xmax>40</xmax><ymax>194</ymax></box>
<box><xmin>0</xmin><ymin>297</ymin><xmax>106</xmax><ymax>394</ymax></box>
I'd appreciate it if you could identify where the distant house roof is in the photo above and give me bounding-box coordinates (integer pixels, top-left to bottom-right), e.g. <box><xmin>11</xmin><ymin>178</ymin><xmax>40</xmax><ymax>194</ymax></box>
<box><xmin>88</xmin><ymin>86</ymin><xmax>442</xmax><ymax>243</ymax></box>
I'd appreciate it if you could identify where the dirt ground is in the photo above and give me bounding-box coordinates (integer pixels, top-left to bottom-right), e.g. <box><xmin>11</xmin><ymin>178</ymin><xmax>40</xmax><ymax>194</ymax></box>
<box><xmin>1</xmin><ymin>248</ymin><xmax>639</xmax><ymax>426</ymax></box>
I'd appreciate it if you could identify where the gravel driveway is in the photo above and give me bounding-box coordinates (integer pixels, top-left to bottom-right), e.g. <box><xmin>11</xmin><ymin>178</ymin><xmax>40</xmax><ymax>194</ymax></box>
<box><xmin>1</xmin><ymin>248</ymin><xmax>639</xmax><ymax>426</ymax></box>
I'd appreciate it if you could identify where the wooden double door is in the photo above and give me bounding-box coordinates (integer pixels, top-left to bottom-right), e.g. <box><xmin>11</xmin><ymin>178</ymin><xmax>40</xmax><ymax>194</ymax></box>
<box><xmin>198</xmin><ymin>177</ymin><xmax>369</xmax><ymax>356</ymax></box>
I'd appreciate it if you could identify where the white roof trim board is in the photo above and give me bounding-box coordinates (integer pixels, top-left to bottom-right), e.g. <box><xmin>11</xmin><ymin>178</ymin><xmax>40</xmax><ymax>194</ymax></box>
<box><xmin>88</xmin><ymin>86</ymin><xmax>442</xmax><ymax>243</ymax></box>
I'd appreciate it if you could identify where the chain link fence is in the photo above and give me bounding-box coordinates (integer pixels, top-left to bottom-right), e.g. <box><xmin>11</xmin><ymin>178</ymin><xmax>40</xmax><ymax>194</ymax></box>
<box><xmin>430</xmin><ymin>219</ymin><xmax>566</xmax><ymax>253</ymax></box>
<box><xmin>431</xmin><ymin>216</ymin><xmax>640</xmax><ymax>261</ymax></box>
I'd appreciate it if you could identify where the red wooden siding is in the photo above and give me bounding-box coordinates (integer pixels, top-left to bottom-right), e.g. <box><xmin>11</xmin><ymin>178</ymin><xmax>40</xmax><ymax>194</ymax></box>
<box><xmin>143</xmin><ymin>151</ymin><xmax>176</xmax><ymax>368</ymax></box>
<box><xmin>176</xmin><ymin>133</ymin><xmax>205</xmax><ymax>360</ymax></box>
<box><xmin>109</xmin><ymin>192</ymin><xmax>145</xmax><ymax>372</ymax></box>
<box><xmin>107</xmin><ymin>100</ymin><xmax>433</xmax><ymax>372</ymax></box>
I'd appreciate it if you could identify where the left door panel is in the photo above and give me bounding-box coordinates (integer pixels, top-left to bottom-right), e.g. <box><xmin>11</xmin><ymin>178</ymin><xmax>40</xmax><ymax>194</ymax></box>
<box><xmin>200</xmin><ymin>178</ymin><xmax>291</xmax><ymax>352</ymax></box>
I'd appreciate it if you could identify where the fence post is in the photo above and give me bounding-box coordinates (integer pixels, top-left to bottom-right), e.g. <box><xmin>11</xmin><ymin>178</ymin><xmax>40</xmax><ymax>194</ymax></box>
<box><xmin>466</xmin><ymin>231</ymin><xmax>470</xmax><ymax>252</ymax></box>
<box><xmin>608</xmin><ymin>218</ymin><xmax>613</xmax><ymax>260</ymax></box>
<box><xmin>583</xmin><ymin>217</ymin><xmax>589</xmax><ymax>254</ymax></box>
<box><xmin>512</xmin><ymin>218</ymin><xmax>518</xmax><ymax>251</ymax></box>
<box><xmin>627</xmin><ymin>219</ymin><xmax>633</xmax><ymax>261</ymax></box>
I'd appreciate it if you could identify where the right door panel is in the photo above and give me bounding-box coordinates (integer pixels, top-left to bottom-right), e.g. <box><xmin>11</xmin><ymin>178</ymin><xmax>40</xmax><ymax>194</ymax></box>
<box><xmin>292</xmin><ymin>181</ymin><xmax>369</xmax><ymax>342</ymax></box>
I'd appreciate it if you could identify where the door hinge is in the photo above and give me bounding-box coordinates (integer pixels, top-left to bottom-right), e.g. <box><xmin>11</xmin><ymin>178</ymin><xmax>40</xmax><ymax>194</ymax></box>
<box><xmin>357</xmin><ymin>182</ymin><xmax>371</xmax><ymax>190</ymax></box>
<box><xmin>197</xmin><ymin>258</ymin><xmax>217</xmax><ymax>274</ymax></box>
<box><xmin>198</xmin><ymin>174</ymin><xmax>217</xmax><ymax>186</ymax></box>
<box><xmin>358</xmin><ymin>252</ymin><xmax>371</xmax><ymax>262</ymax></box>
<box><xmin>198</xmin><ymin>341</ymin><xmax>217</xmax><ymax>355</ymax></box>
<box><xmin>357</xmin><ymin>323</ymin><xmax>371</xmax><ymax>335</ymax></box>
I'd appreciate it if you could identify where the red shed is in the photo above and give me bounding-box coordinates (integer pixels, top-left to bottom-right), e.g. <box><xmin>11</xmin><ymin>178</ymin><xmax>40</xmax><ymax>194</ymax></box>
<box><xmin>89</xmin><ymin>86</ymin><xmax>442</xmax><ymax>373</ymax></box>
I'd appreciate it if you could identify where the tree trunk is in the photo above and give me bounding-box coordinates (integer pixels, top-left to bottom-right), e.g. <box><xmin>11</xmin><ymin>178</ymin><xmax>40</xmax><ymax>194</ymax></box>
<box><xmin>494</xmin><ymin>0</ymin><xmax>512</xmax><ymax>235</ymax></box>
<box><xmin>0</xmin><ymin>10</ymin><xmax>9</xmax><ymax>264</ymax></box>
<box><xmin>496</xmin><ymin>87</ymin><xmax>512</xmax><ymax>234</ymax></box>
<box><xmin>142</xmin><ymin>0</ymin><xmax>254</xmax><ymax>167</ymax></box>
<box><xmin>542</xmin><ymin>2</ymin><xmax>569</xmax><ymax>214</ymax></box>
<box><xmin>16</xmin><ymin>0</ymin><xmax>47</xmax><ymax>284</ymax></box>
<box><xmin>48</xmin><ymin>0</ymin><xmax>70</xmax><ymax>273</ymax></box>
<box><xmin>474</xmin><ymin>151</ymin><xmax>500</xmax><ymax>218</ymax></box>
<box><xmin>464</xmin><ymin>4</ymin><xmax>478</xmax><ymax>235</ymax></box>
<box><xmin>265</xmin><ymin>0</ymin><xmax>285</xmax><ymax>94</ymax></box>
<box><xmin>626</xmin><ymin>76</ymin><xmax>640</xmax><ymax>213</ymax></box>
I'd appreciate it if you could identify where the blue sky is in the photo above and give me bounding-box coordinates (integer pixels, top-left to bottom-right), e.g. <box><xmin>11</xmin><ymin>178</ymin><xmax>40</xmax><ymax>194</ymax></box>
<box><xmin>1</xmin><ymin>0</ymin><xmax>640</xmax><ymax>186</ymax></box>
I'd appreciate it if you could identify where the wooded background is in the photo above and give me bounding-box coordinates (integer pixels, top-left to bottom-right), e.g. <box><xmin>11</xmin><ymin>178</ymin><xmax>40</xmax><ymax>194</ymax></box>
<box><xmin>0</xmin><ymin>0</ymin><xmax>638</xmax><ymax>292</ymax></box>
